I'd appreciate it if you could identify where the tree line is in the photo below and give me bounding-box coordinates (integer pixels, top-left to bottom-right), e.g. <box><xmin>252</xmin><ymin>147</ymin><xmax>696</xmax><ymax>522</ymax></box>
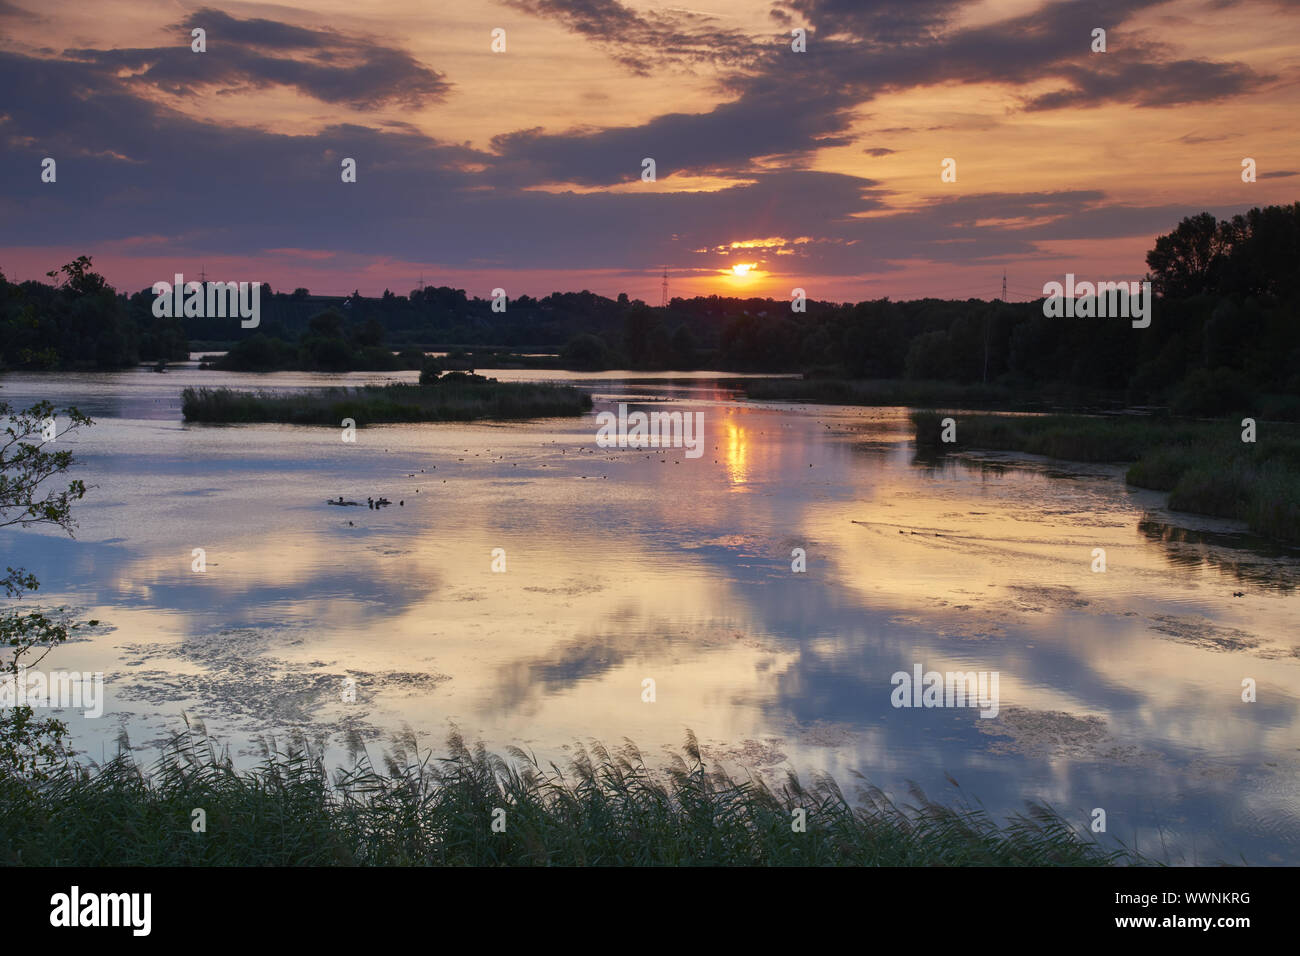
<box><xmin>3</xmin><ymin>203</ymin><xmax>1297</xmax><ymax>417</ymax></box>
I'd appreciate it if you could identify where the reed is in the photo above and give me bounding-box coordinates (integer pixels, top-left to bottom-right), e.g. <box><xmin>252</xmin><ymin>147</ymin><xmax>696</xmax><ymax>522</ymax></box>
<box><xmin>0</xmin><ymin>725</ymin><xmax>1145</xmax><ymax>867</ymax></box>
<box><xmin>181</xmin><ymin>379</ymin><xmax>592</xmax><ymax>426</ymax></box>
<box><xmin>910</xmin><ymin>411</ymin><xmax>1300</xmax><ymax>542</ymax></box>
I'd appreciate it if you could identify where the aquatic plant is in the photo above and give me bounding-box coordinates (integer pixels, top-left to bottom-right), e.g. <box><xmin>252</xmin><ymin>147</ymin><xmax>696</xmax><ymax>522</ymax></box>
<box><xmin>909</xmin><ymin>411</ymin><xmax>1300</xmax><ymax>542</ymax></box>
<box><xmin>180</xmin><ymin>380</ymin><xmax>592</xmax><ymax>426</ymax></box>
<box><xmin>0</xmin><ymin>725</ymin><xmax>1146</xmax><ymax>867</ymax></box>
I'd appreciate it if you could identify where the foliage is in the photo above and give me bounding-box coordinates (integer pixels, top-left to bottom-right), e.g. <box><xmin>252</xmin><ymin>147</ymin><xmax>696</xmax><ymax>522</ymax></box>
<box><xmin>0</xmin><ymin>257</ymin><xmax>188</xmax><ymax>369</ymax></box>
<box><xmin>0</xmin><ymin>726</ymin><xmax>1149</xmax><ymax>866</ymax></box>
<box><xmin>9</xmin><ymin>205</ymin><xmax>1299</xmax><ymax>393</ymax></box>
<box><xmin>0</xmin><ymin>401</ymin><xmax>98</xmax><ymax>779</ymax></box>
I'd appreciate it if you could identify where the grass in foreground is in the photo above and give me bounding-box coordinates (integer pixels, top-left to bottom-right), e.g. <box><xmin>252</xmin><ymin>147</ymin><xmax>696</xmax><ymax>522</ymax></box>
<box><xmin>911</xmin><ymin>411</ymin><xmax>1300</xmax><ymax>542</ymax></box>
<box><xmin>0</xmin><ymin>727</ymin><xmax>1145</xmax><ymax>866</ymax></box>
<box><xmin>181</xmin><ymin>378</ymin><xmax>592</xmax><ymax>426</ymax></box>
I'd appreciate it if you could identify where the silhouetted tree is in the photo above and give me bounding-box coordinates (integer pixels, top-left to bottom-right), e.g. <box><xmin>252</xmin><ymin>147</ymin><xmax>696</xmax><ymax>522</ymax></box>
<box><xmin>1146</xmin><ymin>212</ymin><xmax>1227</xmax><ymax>298</ymax></box>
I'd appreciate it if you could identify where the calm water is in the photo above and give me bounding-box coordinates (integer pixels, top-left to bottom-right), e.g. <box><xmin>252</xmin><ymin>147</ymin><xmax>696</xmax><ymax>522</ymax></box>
<box><xmin>3</xmin><ymin>364</ymin><xmax>1298</xmax><ymax>864</ymax></box>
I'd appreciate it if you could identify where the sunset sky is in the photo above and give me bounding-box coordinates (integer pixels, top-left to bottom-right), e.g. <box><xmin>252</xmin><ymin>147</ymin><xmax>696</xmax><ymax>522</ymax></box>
<box><xmin>1</xmin><ymin>0</ymin><xmax>1297</xmax><ymax>302</ymax></box>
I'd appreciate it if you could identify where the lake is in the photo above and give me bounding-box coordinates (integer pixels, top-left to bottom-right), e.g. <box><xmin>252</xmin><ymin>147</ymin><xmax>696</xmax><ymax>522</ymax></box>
<box><xmin>3</xmin><ymin>364</ymin><xmax>1298</xmax><ymax>864</ymax></box>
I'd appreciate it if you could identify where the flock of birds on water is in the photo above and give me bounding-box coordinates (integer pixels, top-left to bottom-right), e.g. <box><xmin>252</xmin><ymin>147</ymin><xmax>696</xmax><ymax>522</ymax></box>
<box><xmin>322</xmin><ymin>424</ymin><xmax>820</xmax><ymax>527</ymax></box>
<box><xmin>313</xmin><ymin>422</ymin><xmax>1254</xmax><ymax>599</ymax></box>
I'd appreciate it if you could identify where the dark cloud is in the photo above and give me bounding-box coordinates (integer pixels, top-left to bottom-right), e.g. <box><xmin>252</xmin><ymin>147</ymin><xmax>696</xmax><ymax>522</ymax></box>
<box><xmin>0</xmin><ymin>1</ymin><xmax>1291</xmax><ymax>286</ymax></box>
<box><xmin>0</xmin><ymin>45</ymin><xmax>1014</xmax><ymax>273</ymax></box>
<box><xmin>1022</xmin><ymin>58</ymin><xmax>1259</xmax><ymax>110</ymax></box>
<box><xmin>487</xmin><ymin>81</ymin><xmax>859</xmax><ymax>186</ymax></box>
<box><xmin>768</xmin><ymin>0</ymin><xmax>1269</xmax><ymax>113</ymax></box>
<box><xmin>0</xmin><ymin>50</ymin><xmax>479</xmax><ymax>249</ymax></box>
<box><xmin>62</xmin><ymin>8</ymin><xmax>450</xmax><ymax>109</ymax></box>
<box><xmin>0</xmin><ymin>47</ymin><xmax>1198</xmax><ymax>282</ymax></box>
<box><xmin>0</xmin><ymin>0</ymin><xmax>38</xmax><ymax>19</ymax></box>
<box><xmin>777</xmin><ymin>0</ymin><xmax>968</xmax><ymax>45</ymax></box>
<box><xmin>488</xmin><ymin>0</ymin><xmax>1269</xmax><ymax>188</ymax></box>
<box><xmin>501</xmin><ymin>0</ymin><xmax>758</xmax><ymax>74</ymax></box>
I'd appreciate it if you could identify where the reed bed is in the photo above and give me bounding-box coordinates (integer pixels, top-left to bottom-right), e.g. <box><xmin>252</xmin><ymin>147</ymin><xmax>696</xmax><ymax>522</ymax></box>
<box><xmin>910</xmin><ymin>411</ymin><xmax>1300</xmax><ymax>541</ymax></box>
<box><xmin>0</xmin><ymin>726</ymin><xmax>1143</xmax><ymax>866</ymax></box>
<box><xmin>181</xmin><ymin>380</ymin><xmax>592</xmax><ymax>426</ymax></box>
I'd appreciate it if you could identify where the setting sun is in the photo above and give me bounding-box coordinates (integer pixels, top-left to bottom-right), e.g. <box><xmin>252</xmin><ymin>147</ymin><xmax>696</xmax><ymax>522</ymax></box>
<box><xmin>720</xmin><ymin>261</ymin><xmax>769</xmax><ymax>290</ymax></box>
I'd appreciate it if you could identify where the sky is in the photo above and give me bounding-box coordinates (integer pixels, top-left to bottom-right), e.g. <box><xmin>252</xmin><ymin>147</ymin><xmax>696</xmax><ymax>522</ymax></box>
<box><xmin>0</xmin><ymin>0</ymin><xmax>1297</xmax><ymax>303</ymax></box>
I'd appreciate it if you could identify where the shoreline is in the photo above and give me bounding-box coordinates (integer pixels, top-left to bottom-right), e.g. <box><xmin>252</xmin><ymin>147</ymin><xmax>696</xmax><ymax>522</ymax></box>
<box><xmin>909</xmin><ymin>410</ymin><xmax>1300</xmax><ymax>544</ymax></box>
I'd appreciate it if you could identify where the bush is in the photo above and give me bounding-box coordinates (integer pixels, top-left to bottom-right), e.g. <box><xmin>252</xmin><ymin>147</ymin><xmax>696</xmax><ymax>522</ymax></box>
<box><xmin>396</xmin><ymin>346</ymin><xmax>427</xmax><ymax>369</ymax></box>
<box><xmin>560</xmin><ymin>333</ymin><xmax>609</xmax><ymax>370</ymax></box>
<box><xmin>1247</xmin><ymin>467</ymin><xmax>1300</xmax><ymax>542</ymax></box>
<box><xmin>299</xmin><ymin>335</ymin><xmax>356</xmax><ymax>372</ymax></box>
<box><xmin>1168</xmin><ymin>461</ymin><xmax>1254</xmax><ymax>519</ymax></box>
<box><xmin>1126</xmin><ymin>445</ymin><xmax>1203</xmax><ymax>491</ymax></box>
<box><xmin>1171</xmin><ymin>368</ymin><xmax>1255</xmax><ymax>417</ymax></box>
<box><xmin>418</xmin><ymin>357</ymin><xmax>443</xmax><ymax>384</ymax></box>
<box><xmin>212</xmin><ymin>334</ymin><xmax>297</xmax><ymax>371</ymax></box>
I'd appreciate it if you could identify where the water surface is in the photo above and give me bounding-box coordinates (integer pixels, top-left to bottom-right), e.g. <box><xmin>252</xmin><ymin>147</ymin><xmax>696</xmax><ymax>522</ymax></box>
<box><xmin>3</xmin><ymin>365</ymin><xmax>1298</xmax><ymax>864</ymax></box>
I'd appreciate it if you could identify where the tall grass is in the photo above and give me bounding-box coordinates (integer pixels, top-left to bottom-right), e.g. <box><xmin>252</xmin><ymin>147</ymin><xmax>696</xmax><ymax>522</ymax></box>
<box><xmin>0</xmin><ymin>725</ymin><xmax>1144</xmax><ymax>866</ymax></box>
<box><xmin>911</xmin><ymin>411</ymin><xmax>1300</xmax><ymax>542</ymax></box>
<box><xmin>181</xmin><ymin>381</ymin><xmax>592</xmax><ymax>426</ymax></box>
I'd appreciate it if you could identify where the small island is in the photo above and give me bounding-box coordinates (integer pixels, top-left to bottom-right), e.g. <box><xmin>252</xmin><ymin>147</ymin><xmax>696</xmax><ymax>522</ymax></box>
<box><xmin>181</xmin><ymin>370</ymin><xmax>592</xmax><ymax>426</ymax></box>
